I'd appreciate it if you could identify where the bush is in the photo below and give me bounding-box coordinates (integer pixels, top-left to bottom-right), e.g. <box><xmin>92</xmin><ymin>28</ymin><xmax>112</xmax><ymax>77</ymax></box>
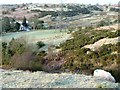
<box><xmin>10</xmin><ymin>51</ymin><xmax>44</xmax><ymax>71</ymax></box>
<box><xmin>68</xmin><ymin>27</ymin><xmax>74</xmax><ymax>33</ymax></box>
<box><xmin>59</xmin><ymin>27</ymin><xmax>119</xmax><ymax>77</ymax></box>
<box><xmin>97</xmin><ymin>20</ymin><xmax>109</xmax><ymax>27</ymax></box>
<box><xmin>2</xmin><ymin>38</ymin><xmax>27</xmax><ymax>65</ymax></box>
<box><xmin>36</xmin><ymin>41</ymin><xmax>45</xmax><ymax>49</ymax></box>
<box><xmin>2</xmin><ymin>37</ymin><xmax>46</xmax><ymax>71</ymax></box>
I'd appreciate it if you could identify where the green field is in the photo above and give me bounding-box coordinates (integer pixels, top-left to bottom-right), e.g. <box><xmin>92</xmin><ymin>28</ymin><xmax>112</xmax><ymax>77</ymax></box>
<box><xmin>1</xmin><ymin>29</ymin><xmax>70</xmax><ymax>51</ymax></box>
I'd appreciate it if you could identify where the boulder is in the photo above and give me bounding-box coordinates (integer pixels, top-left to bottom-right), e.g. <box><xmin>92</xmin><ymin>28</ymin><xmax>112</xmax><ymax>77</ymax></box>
<box><xmin>93</xmin><ymin>69</ymin><xmax>115</xmax><ymax>82</ymax></box>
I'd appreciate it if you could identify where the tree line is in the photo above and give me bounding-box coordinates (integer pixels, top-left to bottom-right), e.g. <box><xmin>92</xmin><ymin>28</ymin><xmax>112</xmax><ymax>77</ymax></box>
<box><xmin>1</xmin><ymin>16</ymin><xmax>45</xmax><ymax>33</ymax></box>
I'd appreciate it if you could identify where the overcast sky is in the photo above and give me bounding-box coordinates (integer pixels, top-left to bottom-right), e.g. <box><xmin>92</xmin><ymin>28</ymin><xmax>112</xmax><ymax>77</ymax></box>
<box><xmin>0</xmin><ymin>0</ymin><xmax>119</xmax><ymax>5</ymax></box>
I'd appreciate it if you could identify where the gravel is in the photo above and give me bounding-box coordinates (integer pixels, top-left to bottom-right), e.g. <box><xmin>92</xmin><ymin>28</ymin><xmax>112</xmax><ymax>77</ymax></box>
<box><xmin>0</xmin><ymin>69</ymin><xmax>119</xmax><ymax>88</ymax></box>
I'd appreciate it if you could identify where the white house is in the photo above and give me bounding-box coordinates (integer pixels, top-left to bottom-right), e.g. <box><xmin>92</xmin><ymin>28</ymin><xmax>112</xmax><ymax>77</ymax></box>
<box><xmin>19</xmin><ymin>25</ymin><xmax>31</xmax><ymax>31</ymax></box>
<box><xmin>17</xmin><ymin>21</ymin><xmax>32</xmax><ymax>31</ymax></box>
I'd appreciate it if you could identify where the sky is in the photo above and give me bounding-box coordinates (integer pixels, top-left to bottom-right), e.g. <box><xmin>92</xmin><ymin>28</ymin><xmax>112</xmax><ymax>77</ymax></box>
<box><xmin>0</xmin><ymin>0</ymin><xmax>119</xmax><ymax>5</ymax></box>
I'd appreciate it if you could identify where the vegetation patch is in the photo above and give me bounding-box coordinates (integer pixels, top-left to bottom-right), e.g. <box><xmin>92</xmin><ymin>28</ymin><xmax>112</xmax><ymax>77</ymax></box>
<box><xmin>2</xmin><ymin>37</ymin><xmax>46</xmax><ymax>71</ymax></box>
<box><xmin>59</xmin><ymin>27</ymin><xmax>119</xmax><ymax>82</ymax></box>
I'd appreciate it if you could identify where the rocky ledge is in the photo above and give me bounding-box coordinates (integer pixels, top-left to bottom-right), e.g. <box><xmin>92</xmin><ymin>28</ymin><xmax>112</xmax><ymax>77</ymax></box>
<box><xmin>0</xmin><ymin>69</ymin><xmax>119</xmax><ymax>88</ymax></box>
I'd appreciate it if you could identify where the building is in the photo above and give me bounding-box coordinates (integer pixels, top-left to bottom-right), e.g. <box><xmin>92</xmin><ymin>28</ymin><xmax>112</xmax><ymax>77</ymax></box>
<box><xmin>19</xmin><ymin>25</ymin><xmax>31</xmax><ymax>31</ymax></box>
<box><xmin>17</xmin><ymin>21</ymin><xmax>32</xmax><ymax>31</ymax></box>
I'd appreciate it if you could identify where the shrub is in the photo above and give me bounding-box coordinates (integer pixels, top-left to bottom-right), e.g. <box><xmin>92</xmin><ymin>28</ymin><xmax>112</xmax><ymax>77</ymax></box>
<box><xmin>2</xmin><ymin>42</ymin><xmax>12</xmax><ymax>65</ymax></box>
<box><xmin>68</xmin><ymin>27</ymin><xmax>74</xmax><ymax>33</ymax></box>
<box><xmin>60</xmin><ymin>27</ymin><xmax>119</xmax><ymax>77</ymax></box>
<box><xmin>9</xmin><ymin>38</ymin><xmax>26</xmax><ymax>54</ymax></box>
<box><xmin>36</xmin><ymin>41</ymin><xmax>45</xmax><ymax>49</ymax></box>
<box><xmin>10</xmin><ymin>50</ymin><xmax>46</xmax><ymax>71</ymax></box>
<box><xmin>2</xmin><ymin>37</ymin><xmax>46</xmax><ymax>71</ymax></box>
<box><xmin>97</xmin><ymin>20</ymin><xmax>109</xmax><ymax>27</ymax></box>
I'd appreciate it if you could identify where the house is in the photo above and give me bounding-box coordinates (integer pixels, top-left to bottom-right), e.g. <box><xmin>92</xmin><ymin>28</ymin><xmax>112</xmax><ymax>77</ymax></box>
<box><xmin>17</xmin><ymin>21</ymin><xmax>32</xmax><ymax>31</ymax></box>
<box><xmin>19</xmin><ymin>25</ymin><xmax>31</xmax><ymax>31</ymax></box>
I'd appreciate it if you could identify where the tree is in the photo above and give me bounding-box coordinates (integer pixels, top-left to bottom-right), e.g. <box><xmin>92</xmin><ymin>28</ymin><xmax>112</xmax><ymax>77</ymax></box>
<box><xmin>11</xmin><ymin>18</ymin><xmax>15</xmax><ymax>22</ymax></box>
<box><xmin>97</xmin><ymin>20</ymin><xmax>108</xmax><ymax>27</ymax></box>
<box><xmin>10</xmin><ymin>18</ymin><xmax>16</xmax><ymax>31</ymax></box>
<box><xmin>36</xmin><ymin>41</ymin><xmax>45</xmax><ymax>49</ymax></box>
<box><xmin>22</xmin><ymin>16</ymin><xmax>28</xmax><ymax>27</ymax></box>
<box><xmin>2</xmin><ymin>17</ymin><xmax>11</xmax><ymax>32</ymax></box>
<box><xmin>2</xmin><ymin>42</ymin><xmax>12</xmax><ymax>65</ymax></box>
<box><xmin>9</xmin><ymin>38</ymin><xmax>26</xmax><ymax>54</ymax></box>
<box><xmin>15</xmin><ymin>22</ymin><xmax>20</xmax><ymax>31</ymax></box>
<box><xmin>34</xmin><ymin>20</ymin><xmax>44</xmax><ymax>29</ymax></box>
<box><xmin>2</xmin><ymin>10</ymin><xmax>10</xmax><ymax>14</ymax></box>
<box><xmin>11</xmin><ymin>8</ymin><xmax>16</xmax><ymax>12</ymax></box>
<box><xmin>44</xmin><ymin>4</ymin><xmax>49</xmax><ymax>8</ymax></box>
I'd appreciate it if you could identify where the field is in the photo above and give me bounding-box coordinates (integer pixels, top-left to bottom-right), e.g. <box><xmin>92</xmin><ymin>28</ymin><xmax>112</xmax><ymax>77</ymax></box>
<box><xmin>1</xmin><ymin>29</ymin><xmax>71</xmax><ymax>51</ymax></box>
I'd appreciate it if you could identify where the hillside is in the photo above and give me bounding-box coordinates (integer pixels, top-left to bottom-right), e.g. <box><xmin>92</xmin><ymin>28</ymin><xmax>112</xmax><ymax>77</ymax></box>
<box><xmin>1</xmin><ymin>27</ymin><xmax>120</xmax><ymax>84</ymax></box>
<box><xmin>1</xmin><ymin>3</ymin><xmax>120</xmax><ymax>89</ymax></box>
<box><xmin>0</xmin><ymin>69</ymin><xmax>119</xmax><ymax>88</ymax></box>
<box><xmin>59</xmin><ymin>27</ymin><xmax>120</xmax><ymax>82</ymax></box>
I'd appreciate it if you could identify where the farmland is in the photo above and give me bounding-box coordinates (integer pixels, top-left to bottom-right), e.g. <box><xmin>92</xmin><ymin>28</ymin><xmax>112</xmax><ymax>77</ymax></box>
<box><xmin>1</xmin><ymin>29</ymin><xmax>71</xmax><ymax>51</ymax></box>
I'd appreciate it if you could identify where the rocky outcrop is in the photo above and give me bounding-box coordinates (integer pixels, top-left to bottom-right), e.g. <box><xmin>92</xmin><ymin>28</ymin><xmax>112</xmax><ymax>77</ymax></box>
<box><xmin>93</xmin><ymin>69</ymin><xmax>116</xmax><ymax>83</ymax></box>
<box><xmin>95</xmin><ymin>24</ymin><xmax>118</xmax><ymax>30</ymax></box>
<box><xmin>0</xmin><ymin>69</ymin><xmax>119</xmax><ymax>88</ymax></box>
<box><xmin>84</xmin><ymin>37</ymin><xmax>119</xmax><ymax>51</ymax></box>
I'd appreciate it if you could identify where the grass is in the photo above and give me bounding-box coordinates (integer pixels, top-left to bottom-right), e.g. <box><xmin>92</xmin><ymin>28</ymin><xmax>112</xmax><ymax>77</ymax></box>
<box><xmin>1</xmin><ymin>29</ymin><xmax>67</xmax><ymax>42</ymax></box>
